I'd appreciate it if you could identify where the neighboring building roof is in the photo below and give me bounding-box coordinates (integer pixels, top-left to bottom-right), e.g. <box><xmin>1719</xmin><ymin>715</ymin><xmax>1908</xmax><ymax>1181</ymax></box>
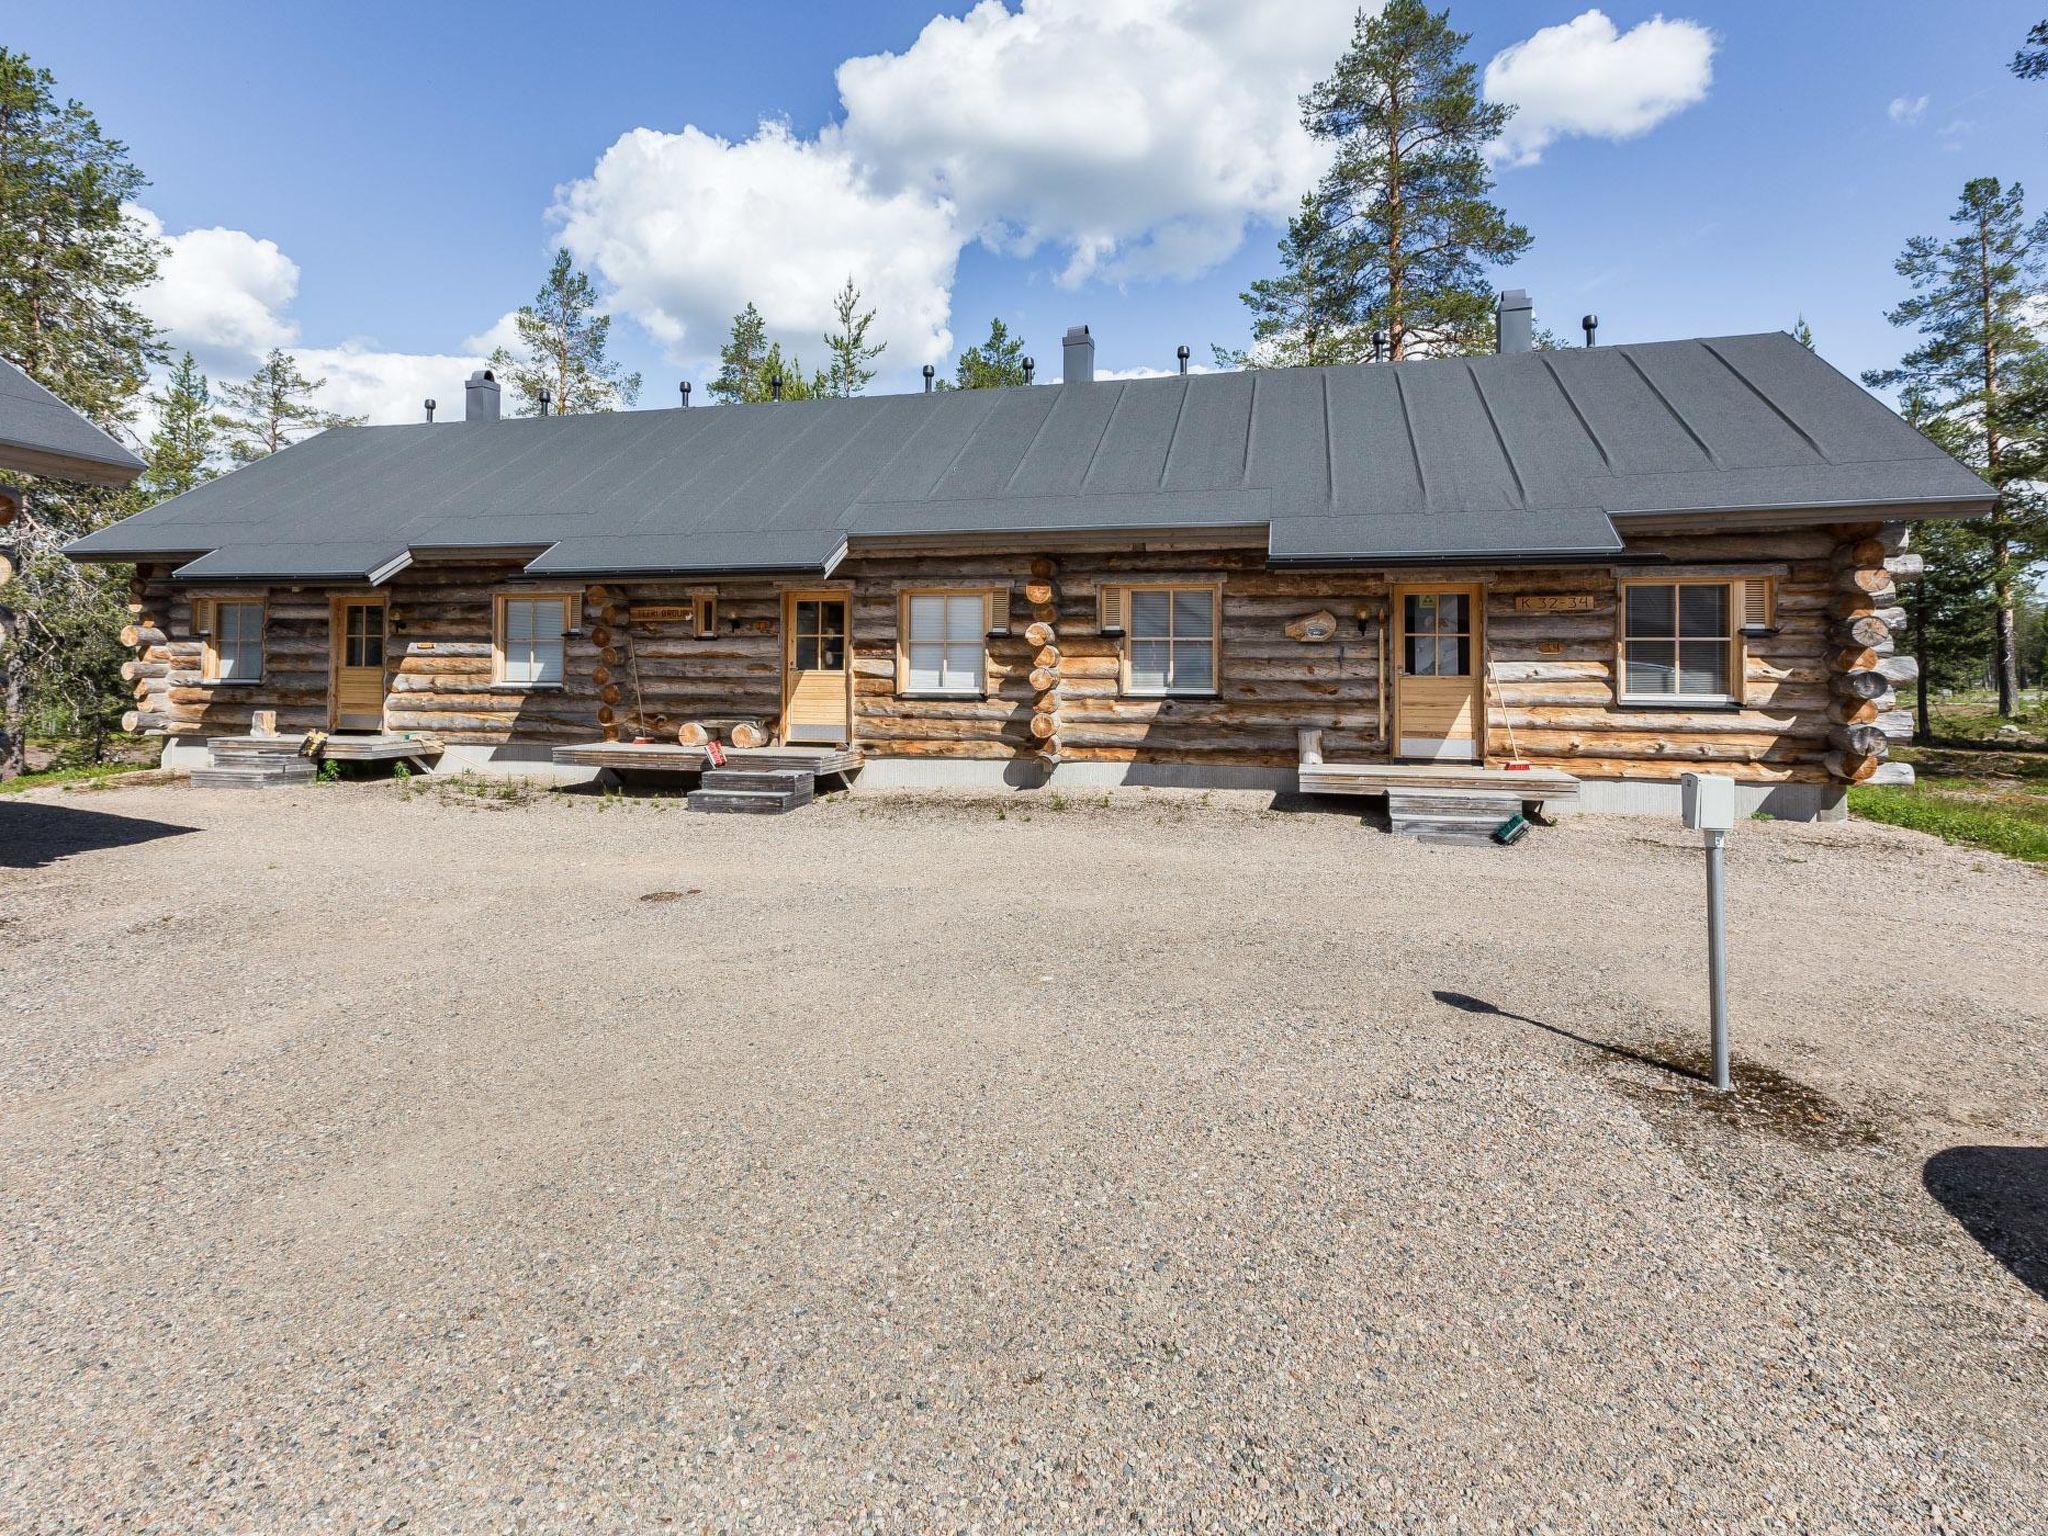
<box><xmin>0</xmin><ymin>356</ymin><xmax>146</xmax><ymax>486</ymax></box>
<box><xmin>65</xmin><ymin>332</ymin><xmax>1990</xmax><ymax>580</ymax></box>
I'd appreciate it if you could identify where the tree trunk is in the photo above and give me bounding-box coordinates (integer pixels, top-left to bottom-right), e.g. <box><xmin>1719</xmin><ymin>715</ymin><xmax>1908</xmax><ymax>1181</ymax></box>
<box><xmin>1913</xmin><ymin>580</ymin><xmax>1931</xmax><ymax>743</ymax></box>
<box><xmin>1992</xmin><ymin>518</ymin><xmax>2019</xmax><ymax>716</ymax></box>
<box><xmin>1</xmin><ymin>602</ymin><xmax>24</xmax><ymax>778</ymax></box>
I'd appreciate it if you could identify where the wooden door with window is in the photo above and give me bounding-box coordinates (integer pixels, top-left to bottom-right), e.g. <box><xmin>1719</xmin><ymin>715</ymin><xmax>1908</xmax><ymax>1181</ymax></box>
<box><xmin>1394</xmin><ymin>583</ymin><xmax>1483</xmax><ymax>761</ymax></box>
<box><xmin>330</xmin><ymin>596</ymin><xmax>388</xmax><ymax>731</ymax></box>
<box><xmin>782</xmin><ymin>593</ymin><xmax>850</xmax><ymax>744</ymax></box>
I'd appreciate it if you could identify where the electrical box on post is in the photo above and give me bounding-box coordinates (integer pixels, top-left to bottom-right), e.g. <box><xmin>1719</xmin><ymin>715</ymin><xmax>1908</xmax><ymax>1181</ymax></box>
<box><xmin>1682</xmin><ymin>772</ymin><xmax>1735</xmax><ymax>833</ymax></box>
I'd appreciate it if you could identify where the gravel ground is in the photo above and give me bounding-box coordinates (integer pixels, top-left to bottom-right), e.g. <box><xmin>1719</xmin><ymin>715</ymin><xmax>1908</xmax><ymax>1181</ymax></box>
<box><xmin>1</xmin><ymin>776</ymin><xmax>2043</xmax><ymax>1533</ymax></box>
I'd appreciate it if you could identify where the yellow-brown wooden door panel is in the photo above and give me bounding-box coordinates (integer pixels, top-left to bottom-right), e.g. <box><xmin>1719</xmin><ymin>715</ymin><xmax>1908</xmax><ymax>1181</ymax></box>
<box><xmin>1394</xmin><ymin>584</ymin><xmax>1482</xmax><ymax>761</ymax></box>
<box><xmin>331</xmin><ymin>598</ymin><xmax>387</xmax><ymax>731</ymax></box>
<box><xmin>783</xmin><ymin>594</ymin><xmax>849</xmax><ymax>744</ymax></box>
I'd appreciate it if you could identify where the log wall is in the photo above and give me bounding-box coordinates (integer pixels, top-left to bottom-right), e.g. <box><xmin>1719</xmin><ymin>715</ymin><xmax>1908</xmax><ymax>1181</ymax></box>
<box><xmin>123</xmin><ymin>520</ymin><xmax>1906</xmax><ymax>785</ymax></box>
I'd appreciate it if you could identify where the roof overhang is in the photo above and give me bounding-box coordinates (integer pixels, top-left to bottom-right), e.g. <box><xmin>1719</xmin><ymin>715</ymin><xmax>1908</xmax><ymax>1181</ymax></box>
<box><xmin>1609</xmin><ymin>495</ymin><xmax>1992</xmax><ymax>534</ymax></box>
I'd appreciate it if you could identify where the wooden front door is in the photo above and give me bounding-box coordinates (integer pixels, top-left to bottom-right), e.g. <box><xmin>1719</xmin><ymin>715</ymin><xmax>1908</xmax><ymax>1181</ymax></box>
<box><xmin>330</xmin><ymin>596</ymin><xmax>388</xmax><ymax>731</ymax></box>
<box><xmin>1394</xmin><ymin>583</ymin><xmax>1483</xmax><ymax>761</ymax></box>
<box><xmin>782</xmin><ymin>593</ymin><xmax>850</xmax><ymax>744</ymax></box>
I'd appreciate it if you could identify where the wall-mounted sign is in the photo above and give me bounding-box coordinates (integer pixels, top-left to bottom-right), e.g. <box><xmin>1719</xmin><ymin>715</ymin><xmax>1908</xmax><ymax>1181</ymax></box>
<box><xmin>627</xmin><ymin>604</ymin><xmax>694</xmax><ymax>623</ymax></box>
<box><xmin>1285</xmin><ymin>609</ymin><xmax>1339</xmax><ymax>643</ymax></box>
<box><xmin>1513</xmin><ymin>594</ymin><xmax>1599</xmax><ymax>613</ymax></box>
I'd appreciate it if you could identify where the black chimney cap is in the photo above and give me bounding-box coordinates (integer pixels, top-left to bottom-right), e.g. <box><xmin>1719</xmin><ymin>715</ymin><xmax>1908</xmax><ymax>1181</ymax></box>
<box><xmin>1176</xmin><ymin>344</ymin><xmax>1190</xmax><ymax>375</ymax></box>
<box><xmin>770</xmin><ymin>374</ymin><xmax>783</xmax><ymax>401</ymax></box>
<box><xmin>921</xmin><ymin>363</ymin><xmax>935</xmax><ymax>393</ymax></box>
<box><xmin>1023</xmin><ymin>357</ymin><xmax>1035</xmax><ymax>384</ymax></box>
<box><xmin>1582</xmin><ymin>314</ymin><xmax>1599</xmax><ymax>347</ymax></box>
<box><xmin>679</xmin><ymin>380</ymin><xmax>692</xmax><ymax>406</ymax></box>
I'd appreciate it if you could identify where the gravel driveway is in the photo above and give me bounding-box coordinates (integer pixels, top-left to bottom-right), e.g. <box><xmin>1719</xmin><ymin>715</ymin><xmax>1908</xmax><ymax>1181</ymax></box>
<box><xmin>2</xmin><ymin>777</ymin><xmax>2043</xmax><ymax>1532</ymax></box>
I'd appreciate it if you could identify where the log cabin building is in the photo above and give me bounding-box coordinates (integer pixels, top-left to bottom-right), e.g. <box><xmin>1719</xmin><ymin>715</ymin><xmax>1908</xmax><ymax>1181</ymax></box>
<box><xmin>66</xmin><ymin>299</ymin><xmax>1990</xmax><ymax>820</ymax></box>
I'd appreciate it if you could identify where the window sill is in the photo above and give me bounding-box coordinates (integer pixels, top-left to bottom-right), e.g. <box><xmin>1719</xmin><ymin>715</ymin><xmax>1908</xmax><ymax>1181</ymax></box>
<box><xmin>1123</xmin><ymin>690</ymin><xmax>1220</xmax><ymax>701</ymax></box>
<box><xmin>897</xmin><ymin>690</ymin><xmax>986</xmax><ymax>701</ymax></box>
<box><xmin>1618</xmin><ymin>696</ymin><xmax>1740</xmax><ymax>710</ymax></box>
<box><xmin>204</xmin><ymin>678</ymin><xmax>263</xmax><ymax>687</ymax></box>
<box><xmin>488</xmin><ymin>682</ymin><xmax>565</xmax><ymax>693</ymax></box>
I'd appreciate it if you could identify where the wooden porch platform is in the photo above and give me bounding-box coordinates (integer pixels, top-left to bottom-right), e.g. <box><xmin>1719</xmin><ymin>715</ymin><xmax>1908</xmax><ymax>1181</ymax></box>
<box><xmin>552</xmin><ymin>741</ymin><xmax>865</xmax><ymax>778</ymax></box>
<box><xmin>209</xmin><ymin>733</ymin><xmax>444</xmax><ymax>764</ymax></box>
<box><xmin>1298</xmin><ymin>759</ymin><xmax>1580</xmax><ymax>804</ymax></box>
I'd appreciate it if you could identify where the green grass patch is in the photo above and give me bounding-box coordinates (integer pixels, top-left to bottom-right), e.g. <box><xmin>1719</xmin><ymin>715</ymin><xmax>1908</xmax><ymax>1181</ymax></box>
<box><xmin>1850</xmin><ymin>781</ymin><xmax>2048</xmax><ymax>865</ymax></box>
<box><xmin>0</xmin><ymin>761</ymin><xmax>156</xmax><ymax>796</ymax></box>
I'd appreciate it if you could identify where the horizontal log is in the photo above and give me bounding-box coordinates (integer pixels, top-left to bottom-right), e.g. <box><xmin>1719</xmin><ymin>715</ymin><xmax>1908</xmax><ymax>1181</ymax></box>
<box><xmin>1878</xmin><ymin>709</ymin><xmax>1914</xmax><ymax>741</ymax></box>
<box><xmin>120</xmin><ymin>659</ymin><xmax>168</xmax><ymax>682</ymax></box>
<box><xmin>1834</xmin><ymin>566</ymin><xmax>1896</xmax><ymax>596</ymax></box>
<box><xmin>1883</xmin><ymin>553</ymin><xmax>1924</xmax><ymax>584</ymax></box>
<box><xmin>1824</xmin><ymin>749</ymin><xmax>1883</xmax><ymax>782</ymax></box>
<box><xmin>1831</xmin><ymin>587</ymin><xmax>1897</xmax><ymax>618</ymax></box>
<box><xmin>122</xmin><ymin>709</ymin><xmax>170</xmax><ymax>733</ymax></box>
<box><xmin>120</xmin><ymin>624</ymin><xmax>166</xmax><ymax>649</ymax></box>
<box><xmin>1831</xmin><ymin>614</ymin><xmax>1900</xmax><ymax>650</ymax></box>
<box><xmin>1877</xmin><ymin>654</ymin><xmax>1919</xmax><ymax>686</ymax></box>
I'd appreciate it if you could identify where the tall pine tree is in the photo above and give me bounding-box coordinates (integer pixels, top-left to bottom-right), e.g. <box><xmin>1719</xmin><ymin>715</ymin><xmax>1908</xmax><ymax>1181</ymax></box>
<box><xmin>143</xmin><ymin>352</ymin><xmax>218</xmax><ymax>499</ymax></box>
<box><xmin>954</xmin><ymin>318</ymin><xmax>1028</xmax><ymax>389</ymax></box>
<box><xmin>824</xmin><ymin>278</ymin><xmax>886</xmax><ymax>397</ymax></box>
<box><xmin>1229</xmin><ymin>195</ymin><xmax>1363</xmax><ymax>367</ymax></box>
<box><xmin>710</xmin><ymin>303</ymin><xmax>769</xmax><ymax>404</ymax></box>
<box><xmin>214</xmin><ymin>349</ymin><xmax>360</xmax><ymax>464</ymax></box>
<box><xmin>1865</xmin><ymin>178</ymin><xmax>2048</xmax><ymax>717</ymax></box>
<box><xmin>0</xmin><ymin>48</ymin><xmax>162</xmax><ymax>774</ymax></box>
<box><xmin>1276</xmin><ymin>0</ymin><xmax>1531</xmax><ymax>361</ymax></box>
<box><xmin>487</xmin><ymin>250</ymin><xmax>640</xmax><ymax>415</ymax></box>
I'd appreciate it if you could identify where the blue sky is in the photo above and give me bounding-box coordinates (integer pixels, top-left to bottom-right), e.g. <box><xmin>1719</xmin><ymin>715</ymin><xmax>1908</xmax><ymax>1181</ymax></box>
<box><xmin>11</xmin><ymin>1</ymin><xmax>2047</xmax><ymax>424</ymax></box>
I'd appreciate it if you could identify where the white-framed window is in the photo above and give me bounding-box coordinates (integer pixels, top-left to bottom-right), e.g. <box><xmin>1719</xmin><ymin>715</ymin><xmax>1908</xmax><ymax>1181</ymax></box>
<box><xmin>204</xmin><ymin>599</ymin><xmax>264</xmax><ymax>682</ymax></box>
<box><xmin>1125</xmin><ymin>585</ymin><xmax>1219</xmax><ymax>696</ymax></box>
<box><xmin>495</xmin><ymin>594</ymin><xmax>568</xmax><ymax>686</ymax></box>
<box><xmin>902</xmin><ymin>591</ymin><xmax>987</xmax><ymax>695</ymax></box>
<box><xmin>1622</xmin><ymin>581</ymin><xmax>1736</xmax><ymax>702</ymax></box>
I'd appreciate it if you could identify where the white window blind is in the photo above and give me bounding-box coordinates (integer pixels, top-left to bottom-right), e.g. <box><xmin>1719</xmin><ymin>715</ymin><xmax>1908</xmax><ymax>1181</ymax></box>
<box><xmin>1127</xmin><ymin>587</ymin><xmax>1216</xmax><ymax>694</ymax></box>
<box><xmin>501</xmin><ymin>597</ymin><xmax>565</xmax><ymax>685</ymax></box>
<box><xmin>213</xmin><ymin>601</ymin><xmax>263</xmax><ymax>681</ymax></box>
<box><xmin>1624</xmin><ymin>583</ymin><xmax>1732</xmax><ymax>699</ymax></box>
<box><xmin>906</xmin><ymin>593</ymin><xmax>986</xmax><ymax>693</ymax></box>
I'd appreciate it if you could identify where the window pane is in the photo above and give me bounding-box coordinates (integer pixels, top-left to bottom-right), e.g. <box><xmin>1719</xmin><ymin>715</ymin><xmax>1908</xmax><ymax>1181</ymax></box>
<box><xmin>908</xmin><ymin>595</ymin><xmax>944</xmax><ymax>642</ymax></box>
<box><xmin>1129</xmin><ymin>589</ymin><xmax>1171</xmax><ymax>640</ymax></box>
<box><xmin>1679</xmin><ymin>584</ymin><xmax>1729</xmax><ymax>638</ymax></box>
<box><xmin>819</xmin><ymin>600</ymin><xmax>847</xmax><ymax>639</ymax></box>
<box><xmin>942</xmin><ymin>642</ymin><xmax>982</xmax><ymax>691</ymax></box>
<box><xmin>1439</xmin><ymin>636</ymin><xmax>1471</xmax><ymax>677</ymax></box>
<box><xmin>1173</xmin><ymin>589</ymin><xmax>1213</xmax><ymax>638</ymax></box>
<box><xmin>1130</xmin><ymin>639</ymin><xmax>1170</xmax><ymax>690</ymax></box>
<box><xmin>796</xmin><ymin>601</ymin><xmax>819</xmax><ymax>636</ymax></box>
<box><xmin>796</xmin><ymin>636</ymin><xmax>819</xmax><ymax>669</ymax></box>
<box><xmin>818</xmin><ymin>634</ymin><xmax>845</xmax><ymax>669</ymax></box>
<box><xmin>1438</xmin><ymin>594</ymin><xmax>1467</xmax><ymax>633</ymax></box>
<box><xmin>1678</xmin><ymin>640</ymin><xmax>1729</xmax><ymax>696</ymax></box>
<box><xmin>1626</xmin><ymin>640</ymin><xmax>1676</xmax><ymax>695</ymax></box>
<box><xmin>1171</xmin><ymin>640</ymin><xmax>1214</xmax><ymax>691</ymax></box>
<box><xmin>1407</xmin><ymin>593</ymin><xmax>1436</xmax><ymax>634</ymax></box>
<box><xmin>1406</xmin><ymin>634</ymin><xmax>1438</xmax><ymax>676</ymax></box>
<box><xmin>505</xmin><ymin>600</ymin><xmax>534</xmax><ymax>645</ymax></box>
<box><xmin>532</xmin><ymin>639</ymin><xmax>564</xmax><ymax>685</ymax></box>
<box><xmin>362</xmin><ymin>629</ymin><xmax>383</xmax><ymax>668</ymax></box>
<box><xmin>945</xmin><ymin>595</ymin><xmax>983</xmax><ymax>642</ymax></box>
<box><xmin>907</xmin><ymin>642</ymin><xmax>944</xmax><ymax>691</ymax></box>
<box><xmin>1626</xmin><ymin>585</ymin><xmax>1675</xmax><ymax>639</ymax></box>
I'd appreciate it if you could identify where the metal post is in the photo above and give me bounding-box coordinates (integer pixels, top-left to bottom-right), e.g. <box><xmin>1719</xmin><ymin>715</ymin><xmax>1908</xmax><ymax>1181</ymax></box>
<box><xmin>1704</xmin><ymin>826</ymin><xmax>1730</xmax><ymax>1091</ymax></box>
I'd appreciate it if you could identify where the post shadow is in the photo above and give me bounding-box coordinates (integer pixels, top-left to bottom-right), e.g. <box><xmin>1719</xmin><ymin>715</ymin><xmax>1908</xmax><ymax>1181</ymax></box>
<box><xmin>1431</xmin><ymin>988</ymin><xmax>1706</xmax><ymax>1083</ymax></box>
<box><xmin>0</xmin><ymin>799</ymin><xmax>198</xmax><ymax>869</ymax></box>
<box><xmin>1923</xmin><ymin>1146</ymin><xmax>2048</xmax><ymax>1301</ymax></box>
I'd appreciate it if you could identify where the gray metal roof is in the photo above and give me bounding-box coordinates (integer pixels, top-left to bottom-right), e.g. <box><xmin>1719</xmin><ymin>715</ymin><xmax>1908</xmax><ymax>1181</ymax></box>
<box><xmin>65</xmin><ymin>332</ymin><xmax>1990</xmax><ymax>579</ymax></box>
<box><xmin>0</xmin><ymin>357</ymin><xmax>145</xmax><ymax>486</ymax></box>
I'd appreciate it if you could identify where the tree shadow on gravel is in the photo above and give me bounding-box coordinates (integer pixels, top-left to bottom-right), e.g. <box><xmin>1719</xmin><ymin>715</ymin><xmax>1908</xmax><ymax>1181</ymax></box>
<box><xmin>1924</xmin><ymin>1146</ymin><xmax>2048</xmax><ymax>1300</ymax></box>
<box><xmin>1432</xmin><ymin>989</ymin><xmax>1703</xmax><ymax>1082</ymax></box>
<box><xmin>0</xmin><ymin>800</ymin><xmax>197</xmax><ymax>870</ymax></box>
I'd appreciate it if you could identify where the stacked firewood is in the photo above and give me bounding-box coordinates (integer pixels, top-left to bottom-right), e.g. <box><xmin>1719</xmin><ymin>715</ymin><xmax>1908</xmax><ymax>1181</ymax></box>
<box><xmin>1025</xmin><ymin>557</ymin><xmax>1060</xmax><ymax>765</ymax></box>
<box><xmin>1824</xmin><ymin>524</ymin><xmax>1919</xmax><ymax>783</ymax></box>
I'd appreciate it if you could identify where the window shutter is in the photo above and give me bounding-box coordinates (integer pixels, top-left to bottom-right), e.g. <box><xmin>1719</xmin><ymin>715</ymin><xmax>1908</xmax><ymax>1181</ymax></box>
<box><xmin>1738</xmin><ymin>578</ymin><xmax>1774</xmax><ymax>631</ymax></box>
<box><xmin>693</xmin><ymin>594</ymin><xmax>717</xmax><ymax>639</ymax></box>
<box><xmin>1097</xmin><ymin>584</ymin><xmax>1125</xmax><ymax>633</ymax></box>
<box><xmin>984</xmin><ymin>586</ymin><xmax>1010</xmax><ymax>636</ymax></box>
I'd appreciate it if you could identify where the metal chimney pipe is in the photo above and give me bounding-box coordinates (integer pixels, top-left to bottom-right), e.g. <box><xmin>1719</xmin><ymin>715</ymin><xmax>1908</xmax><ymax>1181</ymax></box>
<box><xmin>539</xmin><ymin>388</ymin><xmax>552</xmax><ymax>415</ymax></box>
<box><xmin>770</xmin><ymin>374</ymin><xmax>783</xmax><ymax>402</ymax></box>
<box><xmin>1022</xmin><ymin>357</ymin><xmax>1035</xmax><ymax>385</ymax></box>
<box><xmin>1582</xmin><ymin>314</ymin><xmax>1599</xmax><ymax>347</ymax></box>
<box><xmin>424</xmin><ymin>399</ymin><xmax>436</xmax><ymax>423</ymax></box>
<box><xmin>1177</xmin><ymin>345</ymin><xmax>1190</xmax><ymax>376</ymax></box>
<box><xmin>1371</xmin><ymin>331</ymin><xmax>1387</xmax><ymax>363</ymax></box>
<box><xmin>922</xmin><ymin>364</ymin><xmax>935</xmax><ymax>393</ymax></box>
<box><xmin>680</xmin><ymin>381</ymin><xmax>691</xmax><ymax>407</ymax></box>
<box><xmin>1495</xmin><ymin>289</ymin><xmax>1533</xmax><ymax>354</ymax></box>
<box><xmin>464</xmin><ymin>368</ymin><xmax>500</xmax><ymax>422</ymax></box>
<box><xmin>1062</xmin><ymin>324</ymin><xmax>1095</xmax><ymax>384</ymax></box>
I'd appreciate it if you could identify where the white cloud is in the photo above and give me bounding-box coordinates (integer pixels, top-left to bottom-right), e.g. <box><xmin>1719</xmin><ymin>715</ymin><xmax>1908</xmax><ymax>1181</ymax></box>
<box><xmin>553</xmin><ymin>120</ymin><xmax>962</xmax><ymax>373</ymax></box>
<box><xmin>292</xmin><ymin>343</ymin><xmax>488</xmax><ymax>427</ymax></box>
<box><xmin>463</xmin><ymin>311</ymin><xmax>526</xmax><ymax>358</ymax></box>
<box><xmin>1484</xmin><ymin>9</ymin><xmax>1715</xmax><ymax>167</ymax></box>
<box><xmin>1095</xmin><ymin>362</ymin><xmax>1214</xmax><ymax>381</ymax></box>
<box><xmin>1887</xmin><ymin>94</ymin><xmax>1929</xmax><ymax>126</ymax></box>
<box><xmin>834</xmin><ymin>0</ymin><xmax>1358</xmax><ymax>286</ymax></box>
<box><xmin>129</xmin><ymin>205</ymin><xmax>300</xmax><ymax>366</ymax></box>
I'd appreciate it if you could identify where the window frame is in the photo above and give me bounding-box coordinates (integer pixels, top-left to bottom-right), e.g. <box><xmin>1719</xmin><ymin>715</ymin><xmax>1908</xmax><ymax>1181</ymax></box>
<box><xmin>199</xmin><ymin>596</ymin><xmax>266</xmax><ymax>685</ymax></box>
<box><xmin>896</xmin><ymin>587</ymin><xmax>993</xmax><ymax>699</ymax></box>
<box><xmin>1118</xmin><ymin>581</ymin><xmax>1222</xmax><ymax>699</ymax></box>
<box><xmin>1618</xmin><ymin>578</ymin><xmax>1744</xmax><ymax>707</ymax></box>
<box><xmin>491</xmin><ymin>591</ymin><xmax>575</xmax><ymax>690</ymax></box>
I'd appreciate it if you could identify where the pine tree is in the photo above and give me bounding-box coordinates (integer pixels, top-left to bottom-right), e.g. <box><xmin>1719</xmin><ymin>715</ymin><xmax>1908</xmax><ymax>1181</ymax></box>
<box><xmin>823</xmin><ymin>277</ymin><xmax>886</xmax><ymax>397</ymax></box>
<box><xmin>758</xmin><ymin>341</ymin><xmax>826</xmax><ymax>401</ymax></box>
<box><xmin>1792</xmin><ymin>315</ymin><xmax>1815</xmax><ymax>349</ymax></box>
<box><xmin>214</xmin><ymin>349</ymin><xmax>361</xmax><ymax>464</ymax></box>
<box><xmin>1285</xmin><ymin>0</ymin><xmax>1531</xmax><ymax>360</ymax></box>
<box><xmin>1235</xmin><ymin>195</ymin><xmax>1365</xmax><ymax>367</ymax></box>
<box><xmin>954</xmin><ymin>318</ymin><xmax>1028</xmax><ymax>389</ymax></box>
<box><xmin>710</xmin><ymin>303</ymin><xmax>769</xmax><ymax>404</ymax></box>
<box><xmin>0</xmin><ymin>48</ymin><xmax>162</xmax><ymax>775</ymax></box>
<box><xmin>1865</xmin><ymin>178</ymin><xmax>2048</xmax><ymax>717</ymax></box>
<box><xmin>487</xmin><ymin>250</ymin><xmax>640</xmax><ymax>416</ymax></box>
<box><xmin>2015</xmin><ymin>20</ymin><xmax>2048</xmax><ymax>78</ymax></box>
<box><xmin>143</xmin><ymin>352</ymin><xmax>218</xmax><ymax>499</ymax></box>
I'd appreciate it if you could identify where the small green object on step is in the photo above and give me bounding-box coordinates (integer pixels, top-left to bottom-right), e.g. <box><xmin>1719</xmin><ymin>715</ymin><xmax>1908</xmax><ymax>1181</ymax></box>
<box><xmin>1492</xmin><ymin>813</ymin><xmax>1529</xmax><ymax>846</ymax></box>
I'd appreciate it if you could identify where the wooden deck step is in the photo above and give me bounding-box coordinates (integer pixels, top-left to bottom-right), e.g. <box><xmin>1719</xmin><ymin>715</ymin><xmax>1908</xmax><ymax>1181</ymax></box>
<box><xmin>686</xmin><ymin>768</ymin><xmax>816</xmax><ymax>815</ymax></box>
<box><xmin>1386</xmin><ymin>788</ymin><xmax>1525</xmax><ymax>845</ymax></box>
<box><xmin>191</xmin><ymin>758</ymin><xmax>316</xmax><ymax>790</ymax></box>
